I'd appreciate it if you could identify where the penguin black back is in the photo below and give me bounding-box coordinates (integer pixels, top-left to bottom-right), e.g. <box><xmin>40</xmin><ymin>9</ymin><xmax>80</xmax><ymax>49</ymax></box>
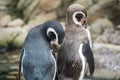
<box><xmin>18</xmin><ymin>20</ymin><xmax>65</xmax><ymax>80</ymax></box>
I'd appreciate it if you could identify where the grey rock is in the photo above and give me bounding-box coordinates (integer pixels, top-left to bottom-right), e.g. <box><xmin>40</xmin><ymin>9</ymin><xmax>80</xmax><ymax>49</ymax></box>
<box><xmin>17</xmin><ymin>0</ymin><xmax>33</xmax><ymax>10</ymax></box>
<box><xmin>40</xmin><ymin>0</ymin><xmax>62</xmax><ymax>11</ymax></box>
<box><xmin>28</xmin><ymin>11</ymin><xmax>57</xmax><ymax>26</ymax></box>
<box><xmin>74</xmin><ymin>0</ymin><xmax>93</xmax><ymax>8</ymax></box>
<box><xmin>93</xmin><ymin>43</ymin><xmax>120</xmax><ymax>73</ymax></box>
<box><xmin>7</xmin><ymin>19</ymin><xmax>24</xmax><ymax>27</ymax></box>
<box><xmin>90</xmin><ymin>23</ymin><xmax>103</xmax><ymax>34</ymax></box>
<box><xmin>0</xmin><ymin>27</ymin><xmax>27</xmax><ymax>48</ymax></box>
<box><xmin>0</xmin><ymin>15</ymin><xmax>12</xmax><ymax>27</ymax></box>
<box><xmin>90</xmin><ymin>18</ymin><xmax>114</xmax><ymax>34</ymax></box>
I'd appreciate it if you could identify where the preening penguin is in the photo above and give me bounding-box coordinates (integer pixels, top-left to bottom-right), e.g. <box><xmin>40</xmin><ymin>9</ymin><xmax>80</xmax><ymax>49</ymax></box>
<box><xmin>57</xmin><ymin>4</ymin><xmax>94</xmax><ymax>80</ymax></box>
<box><xmin>18</xmin><ymin>20</ymin><xmax>65</xmax><ymax>80</ymax></box>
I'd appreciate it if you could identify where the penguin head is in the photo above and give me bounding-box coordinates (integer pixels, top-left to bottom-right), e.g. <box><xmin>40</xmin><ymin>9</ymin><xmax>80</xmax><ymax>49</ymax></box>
<box><xmin>44</xmin><ymin>20</ymin><xmax>65</xmax><ymax>46</ymax></box>
<box><xmin>66</xmin><ymin>4</ymin><xmax>87</xmax><ymax>28</ymax></box>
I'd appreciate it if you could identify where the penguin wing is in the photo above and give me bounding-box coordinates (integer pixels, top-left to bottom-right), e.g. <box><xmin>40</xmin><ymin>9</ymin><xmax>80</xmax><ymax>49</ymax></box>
<box><xmin>82</xmin><ymin>42</ymin><xmax>94</xmax><ymax>75</ymax></box>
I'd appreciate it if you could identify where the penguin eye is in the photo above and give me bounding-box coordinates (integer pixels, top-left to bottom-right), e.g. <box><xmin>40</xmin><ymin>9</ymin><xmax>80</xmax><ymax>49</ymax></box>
<box><xmin>48</xmin><ymin>31</ymin><xmax>56</xmax><ymax>41</ymax></box>
<box><xmin>75</xmin><ymin>13</ymin><xmax>83</xmax><ymax>22</ymax></box>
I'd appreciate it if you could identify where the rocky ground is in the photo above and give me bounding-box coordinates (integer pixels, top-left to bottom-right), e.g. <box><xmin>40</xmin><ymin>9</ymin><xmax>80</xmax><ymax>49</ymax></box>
<box><xmin>0</xmin><ymin>43</ymin><xmax>120</xmax><ymax>80</ymax></box>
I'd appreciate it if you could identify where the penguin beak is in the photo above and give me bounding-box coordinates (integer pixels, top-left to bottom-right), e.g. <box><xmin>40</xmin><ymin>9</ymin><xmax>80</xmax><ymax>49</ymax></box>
<box><xmin>50</xmin><ymin>39</ymin><xmax>58</xmax><ymax>46</ymax></box>
<box><xmin>50</xmin><ymin>39</ymin><xmax>59</xmax><ymax>52</ymax></box>
<box><xmin>79</xmin><ymin>16</ymin><xmax>86</xmax><ymax>27</ymax></box>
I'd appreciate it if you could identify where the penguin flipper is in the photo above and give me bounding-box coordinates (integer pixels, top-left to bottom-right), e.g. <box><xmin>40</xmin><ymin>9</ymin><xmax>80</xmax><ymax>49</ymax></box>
<box><xmin>82</xmin><ymin>43</ymin><xmax>94</xmax><ymax>75</ymax></box>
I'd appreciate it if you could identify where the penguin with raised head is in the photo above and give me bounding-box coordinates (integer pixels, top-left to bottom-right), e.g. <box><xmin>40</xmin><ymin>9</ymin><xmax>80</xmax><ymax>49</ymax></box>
<box><xmin>18</xmin><ymin>20</ymin><xmax>65</xmax><ymax>80</ymax></box>
<box><xmin>57</xmin><ymin>4</ymin><xmax>94</xmax><ymax>80</ymax></box>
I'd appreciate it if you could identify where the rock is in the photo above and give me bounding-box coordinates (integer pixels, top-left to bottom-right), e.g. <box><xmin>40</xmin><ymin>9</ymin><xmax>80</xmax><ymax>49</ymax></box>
<box><xmin>0</xmin><ymin>50</ymin><xmax>20</xmax><ymax>80</ymax></box>
<box><xmin>93</xmin><ymin>43</ymin><xmax>120</xmax><ymax>73</ymax></box>
<box><xmin>28</xmin><ymin>11</ymin><xmax>57</xmax><ymax>26</ymax></box>
<box><xmin>110</xmin><ymin>30</ymin><xmax>120</xmax><ymax>45</ymax></box>
<box><xmin>90</xmin><ymin>18</ymin><xmax>114</xmax><ymax>34</ymax></box>
<box><xmin>23</xmin><ymin>0</ymin><xmax>41</xmax><ymax>20</ymax></box>
<box><xmin>95</xmin><ymin>28</ymin><xmax>120</xmax><ymax>45</ymax></box>
<box><xmin>0</xmin><ymin>12</ymin><xmax>8</xmax><ymax>20</ymax></box>
<box><xmin>0</xmin><ymin>15</ymin><xmax>12</xmax><ymax>27</ymax></box>
<box><xmin>17</xmin><ymin>0</ymin><xmax>33</xmax><ymax>10</ymax></box>
<box><xmin>87</xmin><ymin>0</ymin><xmax>119</xmax><ymax>25</ymax></box>
<box><xmin>95</xmin><ymin>35</ymin><xmax>108</xmax><ymax>43</ymax></box>
<box><xmin>95</xmin><ymin>29</ymin><xmax>114</xmax><ymax>43</ymax></box>
<box><xmin>0</xmin><ymin>46</ymin><xmax>7</xmax><ymax>53</ymax></box>
<box><xmin>92</xmin><ymin>42</ymin><xmax>120</xmax><ymax>79</ymax></box>
<box><xmin>0</xmin><ymin>27</ymin><xmax>27</xmax><ymax>49</ymax></box>
<box><xmin>90</xmin><ymin>23</ymin><xmax>103</xmax><ymax>34</ymax></box>
<box><xmin>7</xmin><ymin>19</ymin><xmax>24</xmax><ymax>27</ymax></box>
<box><xmin>97</xmin><ymin>0</ymin><xmax>114</xmax><ymax>5</ymax></box>
<box><xmin>93</xmin><ymin>69</ymin><xmax>120</xmax><ymax>80</ymax></box>
<box><xmin>87</xmin><ymin>3</ymin><xmax>104</xmax><ymax>23</ymax></box>
<box><xmin>13</xmin><ymin>28</ymin><xmax>27</xmax><ymax>47</ymax></box>
<box><xmin>22</xmin><ymin>25</ymin><xmax>33</xmax><ymax>32</ymax></box>
<box><xmin>0</xmin><ymin>28</ymin><xmax>11</xmax><ymax>47</ymax></box>
<box><xmin>40</xmin><ymin>0</ymin><xmax>62</xmax><ymax>11</ymax></box>
<box><xmin>117</xmin><ymin>25</ymin><xmax>120</xmax><ymax>30</ymax></box>
<box><xmin>93</xmin><ymin>42</ymin><xmax>120</xmax><ymax>51</ymax></box>
<box><xmin>74</xmin><ymin>0</ymin><xmax>93</xmax><ymax>8</ymax></box>
<box><xmin>56</xmin><ymin>0</ymin><xmax>74</xmax><ymax>18</ymax></box>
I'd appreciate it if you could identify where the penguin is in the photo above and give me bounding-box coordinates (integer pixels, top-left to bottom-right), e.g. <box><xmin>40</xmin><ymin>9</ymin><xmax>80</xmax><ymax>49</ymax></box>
<box><xmin>57</xmin><ymin>4</ymin><xmax>94</xmax><ymax>80</ymax></box>
<box><xmin>18</xmin><ymin>20</ymin><xmax>65</xmax><ymax>80</ymax></box>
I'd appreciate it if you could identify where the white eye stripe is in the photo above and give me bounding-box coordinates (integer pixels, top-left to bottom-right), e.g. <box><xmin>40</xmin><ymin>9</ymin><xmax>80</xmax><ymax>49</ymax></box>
<box><xmin>47</xmin><ymin>28</ymin><xmax>58</xmax><ymax>44</ymax></box>
<box><xmin>72</xmin><ymin>11</ymin><xmax>86</xmax><ymax>27</ymax></box>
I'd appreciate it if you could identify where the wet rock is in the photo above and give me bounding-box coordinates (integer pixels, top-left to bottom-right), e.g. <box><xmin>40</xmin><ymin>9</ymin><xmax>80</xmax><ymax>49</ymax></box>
<box><xmin>0</xmin><ymin>15</ymin><xmax>12</xmax><ymax>27</ymax></box>
<box><xmin>7</xmin><ymin>19</ymin><xmax>24</xmax><ymax>27</ymax></box>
